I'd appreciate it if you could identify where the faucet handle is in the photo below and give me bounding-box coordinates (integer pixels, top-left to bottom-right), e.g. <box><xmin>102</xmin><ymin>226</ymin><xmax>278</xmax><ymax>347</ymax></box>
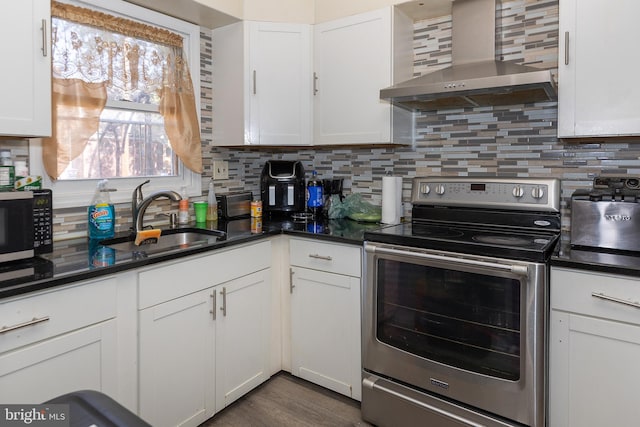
<box><xmin>134</xmin><ymin>179</ymin><xmax>151</xmax><ymax>199</ymax></box>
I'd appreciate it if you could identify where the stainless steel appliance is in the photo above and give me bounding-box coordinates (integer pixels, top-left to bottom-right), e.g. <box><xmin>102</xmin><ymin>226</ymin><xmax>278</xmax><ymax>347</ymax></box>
<box><xmin>380</xmin><ymin>0</ymin><xmax>556</xmax><ymax>111</ymax></box>
<box><xmin>362</xmin><ymin>177</ymin><xmax>561</xmax><ymax>427</ymax></box>
<box><xmin>216</xmin><ymin>191</ymin><xmax>252</xmax><ymax>219</ymax></box>
<box><xmin>570</xmin><ymin>176</ymin><xmax>640</xmax><ymax>252</ymax></box>
<box><xmin>260</xmin><ymin>160</ymin><xmax>306</xmax><ymax>215</ymax></box>
<box><xmin>0</xmin><ymin>189</ymin><xmax>53</xmax><ymax>263</ymax></box>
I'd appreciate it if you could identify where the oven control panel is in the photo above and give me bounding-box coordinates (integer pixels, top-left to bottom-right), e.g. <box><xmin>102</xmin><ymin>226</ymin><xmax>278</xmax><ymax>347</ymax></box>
<box><xmin>411</xmin><ymin>177</ymin><xmax>560</xmax><ymax>212</ymax></box>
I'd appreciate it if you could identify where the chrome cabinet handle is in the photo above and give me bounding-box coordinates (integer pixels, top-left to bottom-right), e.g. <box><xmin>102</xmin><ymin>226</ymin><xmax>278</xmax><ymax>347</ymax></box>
<box><xmin>564</xmin><ymin>31</ymin><xmax>569</xmax><ymax>65</ymax></box>
<box><xmin>209</xmin><ymin>292</ymin><xmax>216</xmax><ymax>320</ymax></box>
<box><xmin>1</xmin><ymin>316</ymin><xmax>50</xmax><ymax>334</ymax></box>
<box><xmin>309</xmin><ymin>253</ymin><xmax>332</xmax><ymax>261</ymax></box>
<box><xmin>41</xmin><ymin>19</ymin><xmax>48</xmax><ymax>57</ymax></box>
<box><xmin>592</xmin><ymin>292</ymin><xmax>640</xmax><ymax>309</ymax></box>
<box><xmin>313</xmin><ymin>72</ymin><xmax>318</xmax><ymax>95</ymax></box>
<box><xmin>253</xmin><ymin>70</ymin><xmax>257</xmax><ymax>95</ymax></box>
<box><xmin>220</xmin><ymin>287</ymin><xmax>227</xmax><ymax>317</ymax></box>
<box><xmin>289</xmin><ymin>268</ymin><xmax>295</xmax><ymax>293</ymax></box>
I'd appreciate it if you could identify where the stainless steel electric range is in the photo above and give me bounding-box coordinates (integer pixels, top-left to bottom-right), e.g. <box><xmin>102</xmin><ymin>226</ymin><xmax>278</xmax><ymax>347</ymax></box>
<box><xmin>362</xmin><ymin>177</ymin><xmax>561</xmax><ymax>427</ymax></box>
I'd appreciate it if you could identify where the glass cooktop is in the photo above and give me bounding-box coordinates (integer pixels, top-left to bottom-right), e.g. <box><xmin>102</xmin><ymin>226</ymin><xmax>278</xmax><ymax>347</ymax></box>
<box><xmin>364</xmin><ymin>222</ymin><xmax>560</xmax><ymax>262</ymax></box>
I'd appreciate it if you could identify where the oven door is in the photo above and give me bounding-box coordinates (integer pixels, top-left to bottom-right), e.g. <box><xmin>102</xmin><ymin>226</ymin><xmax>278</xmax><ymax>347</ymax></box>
<box><xmin>362</xmin><ymin>242</ymin><xmax>547</xmax><ymax>427</ymax></box>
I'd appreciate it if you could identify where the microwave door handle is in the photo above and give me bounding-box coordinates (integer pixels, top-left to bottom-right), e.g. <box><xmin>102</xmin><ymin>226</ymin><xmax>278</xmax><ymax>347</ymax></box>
<box><xmin>365</xmin><ymin>245</ymin><xmax>529</xmax><ymax>276</ymax></box>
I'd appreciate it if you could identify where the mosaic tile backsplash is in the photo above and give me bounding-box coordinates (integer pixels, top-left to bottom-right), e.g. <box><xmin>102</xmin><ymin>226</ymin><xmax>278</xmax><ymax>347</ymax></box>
<box><xmin>51</xmin><ymin>0</ymin><xmax>640</xmax><ymax>237</ymax></box>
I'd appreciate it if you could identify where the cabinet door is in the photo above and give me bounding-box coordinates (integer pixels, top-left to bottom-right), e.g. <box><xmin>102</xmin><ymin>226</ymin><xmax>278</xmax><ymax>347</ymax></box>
<box><xmin>313</xmin><ymin>8</ymin><xmax>392</xmax><ymax>145</ymax></box>
<box><xmin>138</xmin><ymin>288</ymin><xmax>215</xmax><ymax>427</ymax></box>
<box><xmin>290</xmin><ymin>266</ymin><xmax>362</xmax><ymax>400</ymax></box>
<box><xmin>0</xmin><ymin>320</ymin><xmax>117</xmax><ymax>404</ymax></box>
<box><xmin>215</xmin><ymin>269</ymin><xmax>271</xmax><ymax>412</ymax></box>
<box><xmin>0</xmin><ymin>0</ymin><xmax>51</xmax><ymax>137</ymax></box>
<box><xmin>558</xmin><ymin>0</ymin><xmax>640</xmax><ymax>137</ymax></box>
<box><xmin>549</xmin><ymin>311</ymin><xmax>640</xmax><ymax>427</ymax></box>
<box><xmin>249</xmin><ymin>22</ymin><xmax>312</xmax><ymax>146</ymax></box>
<box><xmin>212</xmin><ymin>21</ymin><xmax>312</xmax><ymax>146</ymax></box>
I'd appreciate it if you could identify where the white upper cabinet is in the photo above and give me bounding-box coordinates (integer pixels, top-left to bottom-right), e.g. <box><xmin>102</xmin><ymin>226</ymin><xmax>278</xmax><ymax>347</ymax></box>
<box><xmin>212</xmin><ymin>21</ymin><xmax>313</xmax><ymax>146</ymax></box>
<box><xmin>313</xmin><ymin>7</ymin><xmax>413</xmax><ymax>145</ymax></box>
<box><xmin>212</xmin><ymin>6</ymin><xmax>414</xmax><ymax>146</ymax></box>
<box><xmin>558</xmin><ymin>0</ymin><xmax>640</xmax><ymax>138</ymax></box>
<box><xmin>0</xmin><ymin>0</ymin><xmax>51</xmax><ymax>137</ymax></box>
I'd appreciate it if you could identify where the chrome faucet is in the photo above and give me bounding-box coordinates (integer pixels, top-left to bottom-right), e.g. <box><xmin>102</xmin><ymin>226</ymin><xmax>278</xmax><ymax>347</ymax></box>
<box><xmin>132</xmin><ymin>180</ymin><xmax>182</xmax><ymax>233</ymax></box>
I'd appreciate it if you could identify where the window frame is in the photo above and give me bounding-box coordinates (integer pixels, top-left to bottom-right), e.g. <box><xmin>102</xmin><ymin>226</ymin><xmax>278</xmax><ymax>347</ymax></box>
<box><xmin>30</xmin><ymin>0</ymin><xmax>202</xmax><ymax>209</ymax></box>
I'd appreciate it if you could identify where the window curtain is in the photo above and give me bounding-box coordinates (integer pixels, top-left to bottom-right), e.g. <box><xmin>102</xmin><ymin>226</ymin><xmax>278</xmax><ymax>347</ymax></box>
<box><xmin>44</xmin><ymin>1</ymin><xmax>202</xmax><ymax>179</ymax></box>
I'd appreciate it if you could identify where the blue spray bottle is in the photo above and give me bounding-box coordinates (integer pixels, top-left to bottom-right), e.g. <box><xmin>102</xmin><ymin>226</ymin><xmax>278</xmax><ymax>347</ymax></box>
<box><xmin>88</xmin><ymin>179</ymin><xmax>115</xmax><ymax>240</ymax></box>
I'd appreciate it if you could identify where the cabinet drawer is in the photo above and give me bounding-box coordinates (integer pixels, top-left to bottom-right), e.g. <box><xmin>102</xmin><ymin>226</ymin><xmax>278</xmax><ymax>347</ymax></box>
<box><xmin>138</xmin><ymin>240</ymin><xmax>271</xmax><ymax>309</ymax></box>
<box><xmin>0</xmin><ymin>277</ymin><xmax>117</xmax><ymax>353</ymax></box>
<box><xmin>289</xmin><ymin>238</ymin><xmax>361</xmax><ymax>277</ymax></box>
<box><xmin>551</xmin><ymin>267</ymin><xmax>640</xmax><ymax>325</ymax></box>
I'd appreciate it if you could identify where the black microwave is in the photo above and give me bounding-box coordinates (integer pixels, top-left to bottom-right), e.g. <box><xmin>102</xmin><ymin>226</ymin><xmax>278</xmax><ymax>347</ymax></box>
<box><xmin>0</xmin><ymin>189</ymin><xmax>53</xmax><ymax>263</ymax></box>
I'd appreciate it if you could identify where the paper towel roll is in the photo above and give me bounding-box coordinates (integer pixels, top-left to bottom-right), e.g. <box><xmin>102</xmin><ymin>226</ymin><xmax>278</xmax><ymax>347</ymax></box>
<box><xmin>381</xmin><ymin>176</ymin><xmax>402</xmax><ymax>224</ymax></box>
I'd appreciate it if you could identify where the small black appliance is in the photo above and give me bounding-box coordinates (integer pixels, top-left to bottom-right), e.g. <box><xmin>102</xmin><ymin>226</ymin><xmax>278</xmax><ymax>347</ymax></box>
<box><xmin>260</xmin><ymin>160</ymin><xmax>306</xmax><ymax>215</ymax></box>
<box><xmin>322</xmin><ymin>178</ymin><xmax>344</xmax><ymax>216</ymax></box>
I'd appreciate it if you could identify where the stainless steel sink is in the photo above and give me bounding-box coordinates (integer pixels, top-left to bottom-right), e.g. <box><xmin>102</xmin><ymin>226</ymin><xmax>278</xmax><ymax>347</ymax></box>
<box><xmin>99</xmin><ymin>228</ymin><xmax>226</xmax><ymax>256</ymax></box>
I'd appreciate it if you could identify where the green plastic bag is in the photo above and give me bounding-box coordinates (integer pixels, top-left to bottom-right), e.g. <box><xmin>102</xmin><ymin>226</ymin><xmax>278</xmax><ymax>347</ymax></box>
<box><xmin>330</xmin><ymin>193</ymin><xmax>381</xmax><ymax>222</ymax></box>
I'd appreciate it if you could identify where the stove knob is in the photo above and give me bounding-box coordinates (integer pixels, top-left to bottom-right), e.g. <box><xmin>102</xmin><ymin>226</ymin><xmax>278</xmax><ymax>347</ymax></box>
<box><xmin>435</xmin><ymin>184</ymin><xmax>445</xmax><ymax>195</ymax></box>
<box><xmin>512</xmin><ymin>186</ymin><xmax>524</xmax><ymax>198</ymax></box>
<box><xmin>420</xmin><ymin>183</ymin><xmax>431</xmax><ymax>195</ymax></box>
<box><xmin>532</xmin><ymin>186</ymin><xmax>545</xmax><ymax>199</ymax></box>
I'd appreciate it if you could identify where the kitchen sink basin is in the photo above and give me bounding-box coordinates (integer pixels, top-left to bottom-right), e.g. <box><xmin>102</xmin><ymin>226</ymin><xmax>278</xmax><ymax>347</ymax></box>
<box><xmin>99</xmin><ymin>228</ymin><xmax>227</xmax><ymax>256</ymax></box>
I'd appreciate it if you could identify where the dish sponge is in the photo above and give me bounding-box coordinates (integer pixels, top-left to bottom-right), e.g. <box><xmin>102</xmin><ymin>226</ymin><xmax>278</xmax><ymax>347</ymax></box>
<box><xmin>135</xmin><ymin>229</ymin><xmax>161</xmax><ymax>246</ymax></box>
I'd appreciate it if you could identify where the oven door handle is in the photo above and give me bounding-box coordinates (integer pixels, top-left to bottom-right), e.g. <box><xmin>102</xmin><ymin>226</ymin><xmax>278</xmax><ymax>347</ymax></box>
<box><xmin>366</xmin><ymin>245</ymin><xmax>529</xmax><ymax>276</ymax></box>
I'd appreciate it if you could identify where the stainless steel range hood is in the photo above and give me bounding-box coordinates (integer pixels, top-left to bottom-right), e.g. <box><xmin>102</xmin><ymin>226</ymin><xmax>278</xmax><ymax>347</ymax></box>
<box><xmin>381</xmin><ymin>0</ymin><xmax>557</xmax><ymax>111</ymax></box>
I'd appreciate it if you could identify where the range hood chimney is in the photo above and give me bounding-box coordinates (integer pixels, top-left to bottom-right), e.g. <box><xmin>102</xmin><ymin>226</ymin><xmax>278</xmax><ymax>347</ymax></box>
<box><xmin>380</xmin><ymin>0</ymin><xmax>557</xmax><ymax>111</ymax></box>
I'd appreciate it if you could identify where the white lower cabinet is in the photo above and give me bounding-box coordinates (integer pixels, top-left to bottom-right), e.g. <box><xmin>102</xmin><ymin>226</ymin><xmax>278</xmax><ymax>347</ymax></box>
<box><xmin>137</xmin><ymin>241</ymin><xmax>272</xmax><ymax>427</ymax></box>
<box><xmin>0</xmin><ymin>320</ymin><xmax>117</xmax><ymax>403</ymax></box>
<box><xmin>138</xmin><ymin>288</ymin><xmax>215</xmax><ymax>427</ymax></box>
<box><xmin>550</xmin><ymin>267</ymin><xmax>640</xmax><ymax>427</ymax></box>
<box><xmin>214</xmin><ymin>269</ymin><xmax>271</xmax><ymax>412</ymax></box>
<box><xmin>0</xmin><ymin>276</ymin><xmax>119</xmax><ymax>403</ymax></box>
<box><xmin>289</xmin><ymin>238</ymin><xmax>362</xmax><ymax>401</ymax></box>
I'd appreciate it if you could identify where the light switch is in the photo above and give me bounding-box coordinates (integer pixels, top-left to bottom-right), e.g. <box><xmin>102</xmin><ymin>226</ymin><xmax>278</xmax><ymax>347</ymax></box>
<box><xmin>213</xmin><ymin>160</ymin><xmax>229</xmax><ymax>180</ymax></box>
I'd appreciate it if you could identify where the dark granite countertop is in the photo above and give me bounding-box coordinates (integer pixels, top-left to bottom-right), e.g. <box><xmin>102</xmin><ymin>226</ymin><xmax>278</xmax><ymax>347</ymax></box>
<box><xmin>552</xmin><ymin>240</ymin><xmax>640</xmax><ymax>278</ymax></box>
<box><xmin>0</xmin><ymin>217</ymin><xmax>383</xmax><ymax>299</ymax></box>
<box><xmin>14</xmin><ymin>216</ymin><xmax>638</xmax><ymax>299</ymax></box>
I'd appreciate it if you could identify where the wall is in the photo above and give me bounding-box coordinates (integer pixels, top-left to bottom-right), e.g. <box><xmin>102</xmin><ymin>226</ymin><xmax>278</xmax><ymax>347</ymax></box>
<box><xmin>205</xmin><ymin>0</ymin><xmax>640</xmax><ymax>234</ymax></box>
<box><xmin>243</xmin><ymin>0</ymin><xmax>314</xmax><ymax>23</ymax></box>
<box><xmin>48</xmin><ymin>0</ymin><xmax>640</xmax><ymax>237</ymax></box>
<box><xmin>314</xmin><ymin>0</ymin><xmax>404</xmax><ymax>23</ymax></box>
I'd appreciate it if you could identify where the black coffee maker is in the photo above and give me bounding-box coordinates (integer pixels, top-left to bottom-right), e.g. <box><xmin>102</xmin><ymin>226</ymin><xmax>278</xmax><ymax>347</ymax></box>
<box><xmin>260</xmin><ymin>160</ymin><xmax>306</xmax><ymax>215</ymax></box>
<box><xmin>322</xmin><ymin>178</ymin><xmax>344</xmax><ymax>216</ymax></box>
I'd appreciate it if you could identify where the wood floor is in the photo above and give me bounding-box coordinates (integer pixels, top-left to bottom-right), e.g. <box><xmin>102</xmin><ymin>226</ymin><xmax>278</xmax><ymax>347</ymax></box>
<box><xmin>200</xmin><ymin>372</ymin><xmax>374</xmax><ymax>427</ymax></box>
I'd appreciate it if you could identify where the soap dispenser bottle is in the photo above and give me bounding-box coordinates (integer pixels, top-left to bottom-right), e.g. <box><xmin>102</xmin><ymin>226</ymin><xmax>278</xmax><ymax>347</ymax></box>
<box><xmin>88</xmin><ymin>179</ymin><xmax>115</xmax><ymax>239</ymax></box>
<box><xmin>178</xmin><ymin>186</ymin><xmax>189</xmax><ymax>225</ymax></box>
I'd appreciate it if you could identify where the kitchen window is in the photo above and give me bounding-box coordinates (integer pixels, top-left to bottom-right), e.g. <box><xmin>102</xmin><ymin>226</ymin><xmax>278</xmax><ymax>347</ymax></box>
<box><xmin>29</xmin><ymin>0</ymin><xmax>201</xmax><ymax>208</ymax></box>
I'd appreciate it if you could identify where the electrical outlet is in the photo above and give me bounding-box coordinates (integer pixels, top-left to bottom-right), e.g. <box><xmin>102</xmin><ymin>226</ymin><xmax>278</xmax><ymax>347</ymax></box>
<box><xmin>213</xmin><ymin>160</ymin><xmax>229</xmax><ymax>180</ymax></box>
